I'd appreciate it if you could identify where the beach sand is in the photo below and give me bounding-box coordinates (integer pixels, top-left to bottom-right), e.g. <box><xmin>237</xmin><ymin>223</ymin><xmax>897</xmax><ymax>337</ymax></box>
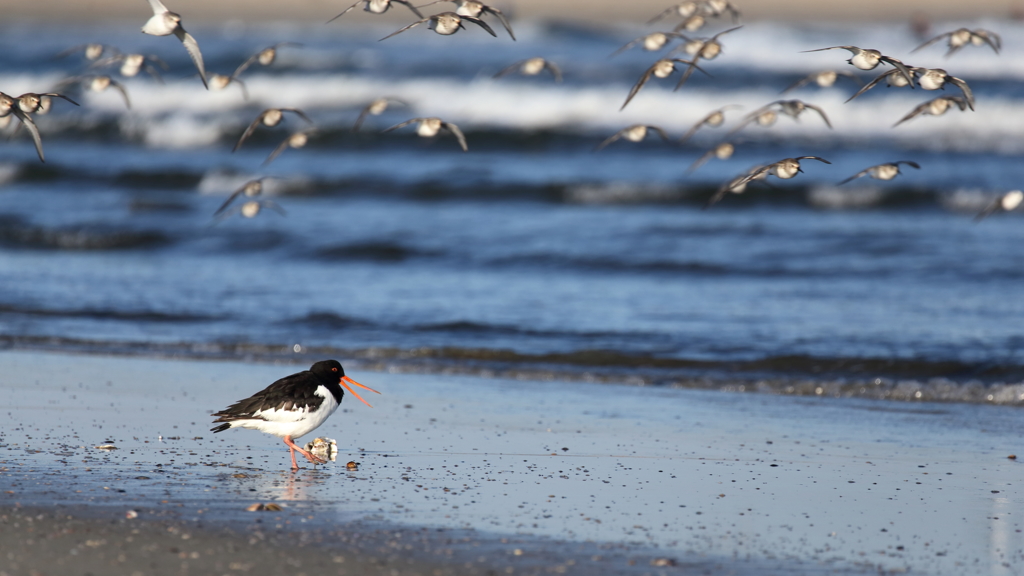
<box><xmin>0</xmin><ymin>0</ymin><xmax>1019</xmax><ymax>24</ymax></box>
<box><xmin>1</xmin><ymin>350</ymin><xmax>1021</xmax><ymax>575</ymax></box>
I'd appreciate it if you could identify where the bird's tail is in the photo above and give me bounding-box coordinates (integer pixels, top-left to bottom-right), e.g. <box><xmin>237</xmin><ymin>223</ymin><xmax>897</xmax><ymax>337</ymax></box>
<box><xmin>211</xmin><ymin>423</ymin><xmax>231</xmax><ymax>433</ymax></box>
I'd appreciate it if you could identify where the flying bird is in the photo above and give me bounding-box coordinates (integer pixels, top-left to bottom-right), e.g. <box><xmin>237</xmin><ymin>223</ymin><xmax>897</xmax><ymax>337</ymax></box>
<box><xmin>380</xmin><ymin>12</ymin><xmax>496</xmax><ymax>41</ymax></box>
<box><xmin>838</xmin><ymin>161</ymin><xmax>920</xmax><ymax>185</ymax></box>
<box><xmin>232</xmin><ymin>43</ymin><xmax>303</xmax><ymax>78</ymax></box>
<box><xmin>353</xmin><ymin>98</ymin><xmax>408</xmax><ymax>132</ymax></box>
<box><xmin>610</xmin><ymin>32</ymin><xmax>685</xmax><ymax>58</ymax></box>
<box><xmin>384</xmin><ymin>117</ymin><xmax>468</xmax><ymax>151</ymax></box>
<box><xmin>56</xmin><ymin>43</ymin><xmax>119</xmax><ymax>62</ymax></box>
<box><xmin>233</xmin><ymin>108</ymin><xmax>313</xmax><ymax>152</ymax></box>
<box><xmin>687</xmin><ymin>141</ymin><xmax>735</xmax><ymax>173</ymax></box>
<box><xmin>802</xmin><ymin>45</ymin><xmax>913</xmax><ymax>86</ymax></box>
<box><xmin>913</xmin><ymin>28</ymin><xmax>1001</xmax><ymax>57</ymax></box>
<box><xmin>494</xmin><ymin>58</ymin><xmax>562</xmax><ymax>82</ymax></box>
<box><xmin>214</xmin><ymin>178</ymin><xmax>269</xmax><ymax>216</ymax></box>
<box><xmin>417</xmin><ymin>0</ymin><xmax>515</xmax><ymax>40</ymax></box>
<box><xmin>212</xmin><ymin>200</ymin><xmax>287</xmax><ymax>223</ymax></box>
<box><xmin>914</xmin><ymin>68</ymin><xmax>974</xmax><ymax>110</ymax></box>
<box><xmin>669</xmin><ymin>26</ymin><xmax>742</xmax><ymax>89</ymax></box>
<box><xmin>53</xmin><ymin>75</ymin><xmax>131</xmax><ymax>109</ymax></box>
<box><xmin>210</xmin><ymin>360</ymin><xmax>380</xmax><ymax>470</ymax></box>
<box><xmin>679</xmin><ymin>105</ymin><xmax>740</xmax><ymax>142</ymax></box>
<box><xmin>141</xmin><ymin>0</ymin><xmax>208</xmax><ymax>88</ymax></box>
<box><xmin>265</xmin><ymin>129</ymin><xmax>317</xmax><ymax>166</ymax></box>
<box><xmin>328</xmin><ymin>0</ymin><xmax>424</xmax><ymax>22</ymax></box>
<box><xmin>706</xmin><ymin>156</ymin><xmax>830</xmax><ymax>208</ymax></box>
<box><xmin>595</xmin><ymin>124</ymin><xmax>669</xmax><ymax>151</ymax></box>
<box><xmin>974</xmin><ymin>190</ymin><xmax>1023</xmax><ymax>222</ymax></box>
<box><xmin>91</xmin><ymin>53</ymin><xmax>168</xmax><ymax>81</ymax></box>
<box><xmin>781</xmin><ymin>70</ymin><xmax>862</xmax><ymax>94</ymax></box>
<box><xmin>1</xmin><ymin>92</ymin><xmax>79</xmax><ymax>162</ymax></box>
<box><xmin>648</xmin><ymin>1</ymin><xmax>700</xmax><ymax>24</ymax></box>
<box><xmin>207</xmin><ymin>73</ymin><xmax>249</xmax><ymax>99</ymax></box>
<box><xmin>728</xmin><ymin>99</ymin><xmax>831</xmax><ymax>135</ymax></box>
<box><xmin>893</xmin><ymin>96</ymin><xmax>968</xmax><ymax>127</ymax></box>
<box><xmin>845</xmin><ymin>67</ymin><xmax>919</xmax><ymax>103</ymax></box>
<box><xmin>621</xmin><ymin>58</ymin><xmax>708</xmax><ymax>110</ymax></box>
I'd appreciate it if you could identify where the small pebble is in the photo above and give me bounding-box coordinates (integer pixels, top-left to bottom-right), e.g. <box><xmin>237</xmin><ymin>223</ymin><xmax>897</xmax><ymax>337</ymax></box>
<box><xmin>125</xmin><ymin>510</ymin><xmax>138</xmax><ymax>519</ymax></box>
<box><xmin>651</xmin><ymin>558</ymin><xmax>677</xmax><ymax>567</ymax></box>
<box><xmin>1008</xmin><ymin>455</ymin><xmax>1017</xmax><ymax>460</ymax></box>
<box><xmin>94</xmin><ymin>445</ymin><xmax>118</xmax><ymax>450</ymax></box>
<box><xmin>346</xmin><ymin>461</ymin><xmax>359</xmax><ymax>471</ymax></box>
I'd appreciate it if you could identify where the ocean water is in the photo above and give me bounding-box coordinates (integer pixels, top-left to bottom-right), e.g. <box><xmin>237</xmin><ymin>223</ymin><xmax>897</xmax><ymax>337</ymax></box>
<box><xmin>1</xmin><ymin>16</ymin><xmax>1023</xmax><ymax>403</ymax></box>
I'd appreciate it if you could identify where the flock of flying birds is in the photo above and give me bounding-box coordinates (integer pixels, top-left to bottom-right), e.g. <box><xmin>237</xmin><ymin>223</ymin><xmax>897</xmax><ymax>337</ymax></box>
<box><xmin>0</xmin><ymin>0</ymin><xmax>1021</xmax><ymax>221</ymax></box>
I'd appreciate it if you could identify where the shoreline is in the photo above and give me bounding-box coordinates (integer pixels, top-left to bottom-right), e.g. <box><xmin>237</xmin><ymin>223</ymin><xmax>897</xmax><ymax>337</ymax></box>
<box><xmin>2</xmin><ymin>336</ymin><xmax>1023</xmax><ymax>406</ymax></box>
<box><xmin>1</xmin><ymin>350</ymin><xmax>1022</xmax><ymax>575</ymax></box>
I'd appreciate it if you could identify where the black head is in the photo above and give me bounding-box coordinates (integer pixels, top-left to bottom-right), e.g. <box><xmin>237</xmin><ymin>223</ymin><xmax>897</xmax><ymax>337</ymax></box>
<box><xmin>310</xmin><ymin>359</ymin><xmax>344</xmax><ymax>382</ymax></box>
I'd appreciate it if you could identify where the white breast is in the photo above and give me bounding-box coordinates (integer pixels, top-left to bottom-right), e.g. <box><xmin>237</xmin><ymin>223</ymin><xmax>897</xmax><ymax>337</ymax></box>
<box><xmin>234</xmin><ymin>385</ymin><xmax>340</xmax><ymax>439</ymax></box>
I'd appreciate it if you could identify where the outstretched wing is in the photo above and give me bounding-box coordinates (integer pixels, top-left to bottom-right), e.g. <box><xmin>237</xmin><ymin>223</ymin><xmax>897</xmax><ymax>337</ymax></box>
<box><xmin>13</xmin><ymin>109</ymin><xmax>44</xmax><ymax>162</ymax></box>
<box><xmin>673</xmin><ymin>58</ymin><xmax>711</xmax><ymax>91</ymax></box>
<box><xmin>794</xmin><ymin>156</ymin><xmax>831</xmax><ymax>164</ymax></box>
<box><xmin>947</xmin><ymin>76</ymin><xmax>974</xmax><ymax>110</ymax></box>
<box><xmin>379</xmin><ymin>17</ymin><xmax>429</xmax><ymax>41</ymax></box>
<box><xmin>544</xmin><ymin>61</ymin><xmax>563</xmax><ymax>82</ymax></box>
<box><xmin>803</xmin><ymin>103</ymin><xmax>832</xmax><ymax>128</ymax></box>
<box><xmin>780</xmin><ymin>74</ymin><xmax>812</xmax><ymax>94</ymax></box>
<box><xmin>493</xmin><ymin>60</ymin><xmax>525</xmax><ymax>79</ymax></box>
<box><xmin>263</xmin><ymin>134</ymin><xmax>295</xmax><ymax>166</ymax></box>
<box><xmin>837</xmin><ymin>167</ymin><xmax>871</xmax><ymax>185</ymax></box>
<box><xmin>442</xmin><ymin>121</ymin><xmax>468</xmax><ymax>152</ymax></box>
<box><xmin>382</xmin><ymin>117</ymin><xmax>425</xmax><ymax>133</ymax></box>
<box><xmin>911</xmin><ymin>32</ymin><xmax>951</xmax><ymax>53</ymax></box>
<box><xmin>107</xmin><ymin>79</ymin><xmax>132</xmax><ymax>109</ymax></box>
<box><xmin>233</xmin><ymin>112</ymin><xmax>269</xmax><ymax>152</ymax></box>
<box><xmin>844</xmin><ymin>69</ymin><xmax>893</xmax><ymax>103</ymax></box>
<box><xmin>621</xmin><ymin>65</ymin><xmax>657</xmax><ymax>111</ymax></box>
<box><xmin>327</xmin><ymin>0</ymin><xmax>365</xmax><ymax>23</ymax></box>
<box><xmin>482</xmin><ymin>5</ymin><xmax>515</xmax><ymax>40</ymax></box>
<box><xmin>462</xmin><ymin>16</ymin><xmax>497</xmax><ymax>37</ymax></box>
<box><xmin>174</xmin><ymin>27</ymin><xmax>208</xmax><ymax>89</ymax></box>
<box><xmin>394</xmin><ymin>0</ymin><xmax>425</xmax><ymax>18</ymax></box>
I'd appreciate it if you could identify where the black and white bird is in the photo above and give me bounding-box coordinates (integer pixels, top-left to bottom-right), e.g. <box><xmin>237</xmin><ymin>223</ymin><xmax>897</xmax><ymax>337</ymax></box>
<box><xmin>211</xmin><ymin>360</ymin><xmax>380</xmax><ymax>470</ymax></box>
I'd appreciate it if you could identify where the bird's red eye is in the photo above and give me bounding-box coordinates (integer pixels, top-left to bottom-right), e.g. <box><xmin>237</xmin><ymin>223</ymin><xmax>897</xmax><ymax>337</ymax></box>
<box><xmin>332</xmin><ymin>367</ymin><xmax>338</xmax><ymax>372</ymax></box>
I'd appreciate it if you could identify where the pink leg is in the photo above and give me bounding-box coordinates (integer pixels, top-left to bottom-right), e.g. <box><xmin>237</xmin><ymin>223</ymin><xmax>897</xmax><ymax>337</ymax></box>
<box><xmin>283</xmin><ymin>435</ymin><xmax>324</xmax><ymax>470</ymax></box>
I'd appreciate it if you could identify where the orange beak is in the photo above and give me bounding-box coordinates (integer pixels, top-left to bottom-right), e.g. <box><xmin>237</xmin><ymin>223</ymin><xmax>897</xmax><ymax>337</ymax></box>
<box><xmin>340</xmin><ymin>375</ymin><xmax>381</xmax><ymax>408</ymax></box>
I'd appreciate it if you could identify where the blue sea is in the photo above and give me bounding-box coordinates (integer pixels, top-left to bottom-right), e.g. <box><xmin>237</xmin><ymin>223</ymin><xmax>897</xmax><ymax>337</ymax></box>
<box><xmin>1</xmin><ymin>15</ymin><xmax>1023</xmax><ymax>403</ymax></box>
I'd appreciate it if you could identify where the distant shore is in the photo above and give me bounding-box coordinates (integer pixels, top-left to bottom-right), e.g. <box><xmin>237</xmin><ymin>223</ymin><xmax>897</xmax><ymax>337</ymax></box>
<box><xmin>1</xmin><ymin>0</ymin><xmax>1020</xmax><ymax>25</ymax></box>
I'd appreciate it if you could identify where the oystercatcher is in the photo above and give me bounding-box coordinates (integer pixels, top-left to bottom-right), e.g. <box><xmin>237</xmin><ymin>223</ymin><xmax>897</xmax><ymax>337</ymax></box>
<box><xmin>210</xmin><ymin>360</ymin><xmax>380</xmax><ymax>470</ymax></box>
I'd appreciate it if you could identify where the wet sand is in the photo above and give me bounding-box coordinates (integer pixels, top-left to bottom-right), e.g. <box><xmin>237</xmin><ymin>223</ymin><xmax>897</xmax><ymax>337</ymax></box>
<box><xmin>1</xmin><ymin>350</ymin><xmax>1022</xmax><ymax>575</ymax></box>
